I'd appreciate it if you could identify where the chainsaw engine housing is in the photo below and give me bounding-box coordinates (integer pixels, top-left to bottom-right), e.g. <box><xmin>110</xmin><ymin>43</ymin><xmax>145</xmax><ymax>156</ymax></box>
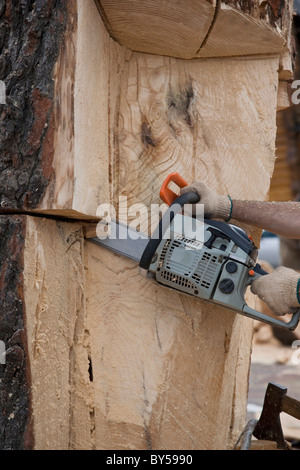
<box><xmin>148</xmin><ymin>215</ymin><xmax>258</xmax><ymax>313</ymax></box>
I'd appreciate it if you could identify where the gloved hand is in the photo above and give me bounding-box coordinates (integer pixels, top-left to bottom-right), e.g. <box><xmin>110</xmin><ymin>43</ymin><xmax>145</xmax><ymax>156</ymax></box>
<box><xmin>180</xmin><ymin>181</ymin><xmax>232</xmax><ymax>221</ymax></box>
<box><xmin>250</xmin><ymin>266</ymin><xmax>300</xmax><ymax>316</ymax></box>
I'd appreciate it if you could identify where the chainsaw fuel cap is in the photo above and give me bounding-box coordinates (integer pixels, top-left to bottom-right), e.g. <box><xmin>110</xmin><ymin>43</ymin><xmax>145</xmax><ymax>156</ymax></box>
<box><xmin>225</xmin><ymin>261</ymin><xmax>238</xmax><ymax>273</ymax></box>
<box><xmin>219</xmin><ymin>278</ymin><xmax>235</xmax><ymax>294</ymax></box>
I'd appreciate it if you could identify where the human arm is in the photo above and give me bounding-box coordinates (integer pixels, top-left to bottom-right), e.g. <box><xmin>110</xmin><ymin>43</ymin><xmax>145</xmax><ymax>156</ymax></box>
<box><xmin>180</xmin><ymin>181</ymin><xmax>300</xmax><ymax>239</ymax></box>
<box><xmin>231</xmin><ymin>200</ymin><xmax>300</xmax><ymax>239</ymax></box>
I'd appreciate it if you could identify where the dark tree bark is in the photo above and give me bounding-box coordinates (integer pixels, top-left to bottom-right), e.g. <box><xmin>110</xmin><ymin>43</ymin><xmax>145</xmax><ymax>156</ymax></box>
<box><xmin>0</xmin><ymin>0</ymin><xmax>67</xmax><ymax>210</ymax></box>
<box><xmin>0</xmin><ymin>216</ymin><xmax>32</xmax><ymax>449</ymax></box>
<box><xmin>0</xmin><ymin>0</ymin><xmax>68</xmax><ymax>450</ymax></box>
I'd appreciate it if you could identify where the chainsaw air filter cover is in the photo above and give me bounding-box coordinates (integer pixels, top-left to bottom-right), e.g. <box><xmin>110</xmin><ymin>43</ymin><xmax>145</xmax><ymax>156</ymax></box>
<box><xmin>156</xmin><ymin>236</ymin><xmax>221</xmax><ymax>300</ymax></box>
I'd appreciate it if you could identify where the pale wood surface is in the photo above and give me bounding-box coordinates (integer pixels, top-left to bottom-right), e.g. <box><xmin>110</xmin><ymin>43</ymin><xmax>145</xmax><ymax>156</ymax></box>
<box><xmin>84</xmin><ymin>242</ymin><xmax>254</xmax><ymax>450</ymax></box>
<box><xmin>198</xmin><ymin>5</ymin><xmax>284</xmax><ymax>58</ymax></box>
<box><xmin>25</xmin><ymin>0</ymin><xmax>292</xmax><ymax>219</ymax></box>
<box><xmin>112</xmin><ymin>53</ymin><xmax>280</xmax><ymax>245</ymax></box>
<box><xmin>80</xmin><ymin>5</ymin><xmax>280</xmax><ymax>449</ymax></box>
<box><xmin>24</xmin><ymin>217</ymin><xmax>93</xmax><ymax>450</ymax></box>
<box><xmin>21</xmin><ymin>0</ymin><xmax>292</xmax><ymax>451</ymax></box>
<box><xmin>23</xmin><ymin>217</ymin><xmax>253</xmax><ymax>450</ymax></box>
<box><xmin>97</xmin><ymin>0</ymin><xmax>216</xmax><ymax>59</ymax></box>
<box><xmin>97</xmin><ymin>0</ymin><xmax>288</xmax><ymax>59</ymax></box>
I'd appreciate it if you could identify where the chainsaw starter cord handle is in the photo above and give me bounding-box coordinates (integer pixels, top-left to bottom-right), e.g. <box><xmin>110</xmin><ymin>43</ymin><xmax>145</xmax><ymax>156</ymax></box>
<box><xmin>139</xmin><ymin>192</ymin><xmax>200</xmax><ymax>271</ymax></box>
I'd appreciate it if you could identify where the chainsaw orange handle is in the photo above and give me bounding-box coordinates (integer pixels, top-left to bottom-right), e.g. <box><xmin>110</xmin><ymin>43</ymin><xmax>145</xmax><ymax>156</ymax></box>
<box><xmin>160</xmin><ymin>172</ymin><xmax>188</xmax><ymax>206</ymax></box>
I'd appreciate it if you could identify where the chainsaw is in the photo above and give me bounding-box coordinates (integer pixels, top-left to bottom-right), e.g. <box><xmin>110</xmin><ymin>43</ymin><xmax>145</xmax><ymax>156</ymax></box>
<box><xmin>89</xmin><ymin>172</ymin><xmax>300</xmax><ymax>331</ymax></box>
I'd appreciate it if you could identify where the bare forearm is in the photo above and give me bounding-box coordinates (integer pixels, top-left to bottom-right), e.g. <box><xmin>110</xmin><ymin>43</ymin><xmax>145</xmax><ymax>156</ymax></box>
<box><xmin>231</xmin><ymin>200</ymin><xmax>300</xmax><ymax>239</ymax></box>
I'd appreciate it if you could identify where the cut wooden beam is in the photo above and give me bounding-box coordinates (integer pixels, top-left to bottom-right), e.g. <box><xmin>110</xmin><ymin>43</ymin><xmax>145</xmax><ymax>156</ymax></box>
<box><xmin>197</xmin><ymin>4</ymin><xmax>284</xmax><ymax>58</ymax></box>
<box><xmin>8</xmin><ymin>215</ymin><xmax>253</xmax><ymax>450</ymax></box>
<box><xmin>97</xmin><ymin>0</ymin><xmax>290</xmax><ymax>59</ymax></box>
<box><xmin>277</xmin><ymin>81</ymin><xmax>292</xmax><ymax>111</ymax></box>
<box><xmin>0</xmin><ymin>0</ymin><xmax>294</xmax><ymax>451</ymax></box>
<box><xmin>0</xmin><ymin>0</ymin><xmax>292</xmax><ymax>220</ymax></box>
<box><xmin>23</xmin><ymin>217</ymin><xmax>92</xmax><ymax>450</ymax></box>
<box><xmin>96</xmin><ymin>0</ymin><xmax>216</xmax><ymax>59</ymax></box>
<box><xmin>112</xmin><ymin>52</ymin><xmax>281</xmax><ymax>246</ymax></box>
<box><xmin>40</xmin><ymin>0</ymin><xmax>115</xmax><ymax>217</ymax></box>
<box><xmin>0</xmin><ymin>0</ymin><xmax>121</xmax><ymax>219</ymax></box>
<box><xmin>84</xmin><ymin>240</ymin><xmax>254</xmax><ymax>450</ymax></box>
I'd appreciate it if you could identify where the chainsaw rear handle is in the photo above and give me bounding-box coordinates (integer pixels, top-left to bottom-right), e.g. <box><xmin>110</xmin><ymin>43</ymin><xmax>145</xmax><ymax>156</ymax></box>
<box><xmin>139</xmin><ymin>191</ymin><xmax>200</xmax><ymax>270</ymax></box>
<box><xmin>246</xmin><ymin>264</ymin><xmax>300</xmax><ymax>331</ymax></box>
<box><xmin>253</xmin><ymin>263</ymin><xmax>268</xmax><ymax>276</ymax></box>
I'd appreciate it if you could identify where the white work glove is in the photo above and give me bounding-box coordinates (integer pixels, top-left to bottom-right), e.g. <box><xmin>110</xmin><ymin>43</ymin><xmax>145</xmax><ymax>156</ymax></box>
<box><xmin>251</xmin><ymin>266</ymin><xmax>300</xmax><ymax>316</ymax></box>
<box><xmin>180</xmin><ymin>182</ymin><xmax>232</xmax><ymax>221</ymax></box>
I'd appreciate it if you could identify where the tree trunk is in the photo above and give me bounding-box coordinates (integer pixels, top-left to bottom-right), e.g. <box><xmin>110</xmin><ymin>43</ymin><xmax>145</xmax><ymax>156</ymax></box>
<box><xmin>0</xmin><ymin>0</ymin><xmax>294</xmax><ymax>450</ymax></box>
